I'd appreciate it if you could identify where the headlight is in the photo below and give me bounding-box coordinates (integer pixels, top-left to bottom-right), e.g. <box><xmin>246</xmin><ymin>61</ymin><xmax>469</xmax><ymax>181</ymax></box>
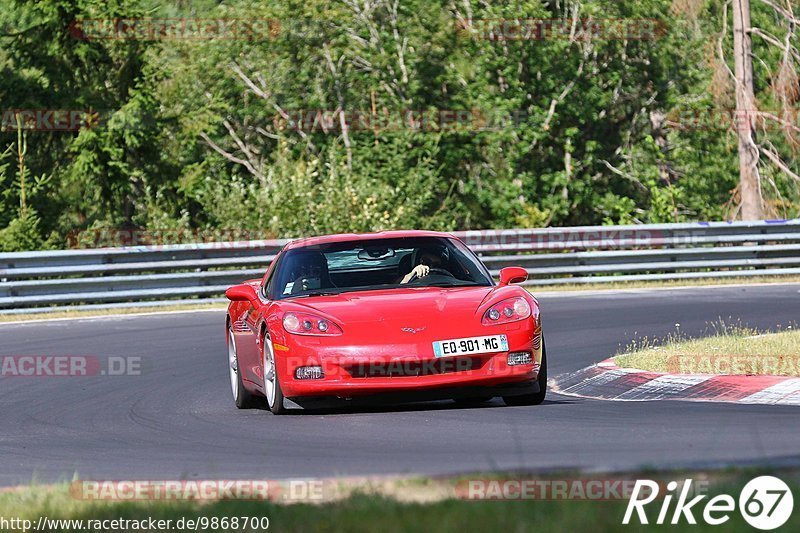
<box><xmin>481</xmin><ymin>297</ymin><xmax>532</xmax><ymax>326</ymax></box>
<box><xmin>283</xmin><ymin>312</ymin><xmax>343</xmax><ymax>336</ymax></box>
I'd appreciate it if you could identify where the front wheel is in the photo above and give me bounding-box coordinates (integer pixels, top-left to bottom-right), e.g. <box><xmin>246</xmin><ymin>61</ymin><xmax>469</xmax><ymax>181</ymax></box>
<box><xmin>261</xmin><ymin>332</ymin><xmax>287</xmax><ymax>415</ymax></box>
<box><xmin>503</xmin><ymin>336</ymin><xmax>547</xmax><ymax>406</ymax></box>
<box><xmin>228</xmin><ymin>327</ymin><xmax>259</xmax><ymax>409</ymax></box>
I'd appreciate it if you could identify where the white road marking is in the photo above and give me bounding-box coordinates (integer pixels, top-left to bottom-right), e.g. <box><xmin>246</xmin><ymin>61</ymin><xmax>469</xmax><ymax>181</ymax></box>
<box><xmin>615</xmin><ymin>374</ymin><xmax>712</xmax><ymax>400</ymax></box>
<box><xmin>558</xmin><ymin>367</ymin><xmax>640</xmax><ymax>394</ymax></box>
<box><xmin>740</xmin><ymin>379</ymin><xmax>800</xmax><ymax>405</ymax></box>
<box><xmin>554</xmin><ymin>365</ymin><xmax>800</xmax><ymax>406</ymax></box>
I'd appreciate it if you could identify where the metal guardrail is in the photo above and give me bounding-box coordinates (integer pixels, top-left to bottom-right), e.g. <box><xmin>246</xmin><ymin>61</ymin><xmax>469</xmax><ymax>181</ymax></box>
<box><xmin>1</xmin><ymin>220</ymin><xmax>799</xmax><ymax>313</ymax></box>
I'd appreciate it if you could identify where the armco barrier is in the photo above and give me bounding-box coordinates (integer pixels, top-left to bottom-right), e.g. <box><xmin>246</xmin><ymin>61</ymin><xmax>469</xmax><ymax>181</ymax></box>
<box><xmin>1</xmin><ymin>220</ymin><xmax>799</xmax><ymax>312</ymax></box>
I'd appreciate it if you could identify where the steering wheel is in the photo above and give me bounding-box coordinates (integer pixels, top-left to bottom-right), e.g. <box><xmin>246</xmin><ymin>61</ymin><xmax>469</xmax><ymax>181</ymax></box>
<box><xmin>408</xmin><ymin>267</ymin><xmax>455</xmax><ymax>283</ymax></box>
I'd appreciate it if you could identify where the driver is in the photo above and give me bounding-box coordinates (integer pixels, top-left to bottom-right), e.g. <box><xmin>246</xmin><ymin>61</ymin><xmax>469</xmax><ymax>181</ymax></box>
<box><xmin>288</xmin><ymin>251</ymin><xmax>329</xmax><ymax>294</ymax></box>
<box><xmin>399</xmin><ymin>248</ymin><xmax>448</xmax><ymax>284</ymax></box>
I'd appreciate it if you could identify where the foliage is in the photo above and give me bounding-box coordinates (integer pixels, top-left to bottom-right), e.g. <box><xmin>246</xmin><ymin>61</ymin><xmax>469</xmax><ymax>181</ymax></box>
<box><xmin>0</xmin><ymin>0</ymin><xmax>798</xmax><ymax>250</ymax></box>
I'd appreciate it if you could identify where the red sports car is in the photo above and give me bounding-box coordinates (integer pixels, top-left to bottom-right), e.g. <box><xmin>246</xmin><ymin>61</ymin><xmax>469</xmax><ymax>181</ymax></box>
<box><xmin>225</xmin><ymin>230</ymin><xmax>545</xmax><ymax>414</ymax></box>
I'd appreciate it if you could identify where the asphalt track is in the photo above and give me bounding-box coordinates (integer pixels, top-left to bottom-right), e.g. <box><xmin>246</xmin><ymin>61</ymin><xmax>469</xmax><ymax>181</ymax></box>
<box><xmin>1</xmin><ymin>284</ymin><xmax>800</xmax><ymax>486</ymax></box>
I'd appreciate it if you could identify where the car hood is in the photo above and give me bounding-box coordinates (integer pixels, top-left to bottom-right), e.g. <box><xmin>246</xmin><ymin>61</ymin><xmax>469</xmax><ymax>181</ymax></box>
<box><xmin>288</xmin><ymin>286</ymin><xmax>496</xmax><ymax>326</ymax></box>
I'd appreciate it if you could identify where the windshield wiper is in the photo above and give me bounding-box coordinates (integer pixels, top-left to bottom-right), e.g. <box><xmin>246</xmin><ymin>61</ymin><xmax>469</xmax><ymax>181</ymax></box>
<box><xmin>291</xmin><ymin>291</ymin><xmax>340</xmax><ymax>298</ymax></box>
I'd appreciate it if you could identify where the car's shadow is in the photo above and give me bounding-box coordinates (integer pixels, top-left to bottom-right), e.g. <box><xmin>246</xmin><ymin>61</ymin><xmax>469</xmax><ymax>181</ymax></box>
<box><xmin>267</xmin><ymin>396</ymin><xmax>577</xmax><ymax>416</ymax></box>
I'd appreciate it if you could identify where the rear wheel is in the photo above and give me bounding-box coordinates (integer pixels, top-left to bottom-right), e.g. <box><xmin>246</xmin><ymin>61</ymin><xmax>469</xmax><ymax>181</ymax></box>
<box><xmin>228</xmin><ymin>327</ymin><xmax>258</xmax><ymax>409</ymax></box>
<box><xmin>503</xmin><ymin>336</ymin><xmax>548</xmax><ymax>406</ymax></box>
<box><xmin>261</xmin><ymin>332</ymin><xmax>287</xmax><ymax>415</ymax></box>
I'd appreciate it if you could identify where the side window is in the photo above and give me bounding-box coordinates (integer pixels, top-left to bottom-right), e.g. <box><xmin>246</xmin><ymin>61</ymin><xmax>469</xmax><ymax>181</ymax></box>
<box><xmin>262</xmin><ymin>254</ymin><xmax>282</xmax><ymax>300</ymax></box>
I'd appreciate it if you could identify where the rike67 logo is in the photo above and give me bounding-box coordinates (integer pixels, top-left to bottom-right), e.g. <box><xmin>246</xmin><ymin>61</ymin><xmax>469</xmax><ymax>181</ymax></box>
<box><xmin>623</xmin><ymin>476</ymin><xmax>794</xmax><ymax>530</ymax></box>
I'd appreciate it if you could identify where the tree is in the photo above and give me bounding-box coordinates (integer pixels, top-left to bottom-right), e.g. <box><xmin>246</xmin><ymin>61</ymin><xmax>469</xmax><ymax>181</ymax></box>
<box><xmin>724</xmin><ymin>0</ymin><xmax>799</xmax><ymax>219</ymax></box>
<box><xmin>732</xmin><ymin>0</ymin><xmax>763</xmax><ymax>219</ymax></box>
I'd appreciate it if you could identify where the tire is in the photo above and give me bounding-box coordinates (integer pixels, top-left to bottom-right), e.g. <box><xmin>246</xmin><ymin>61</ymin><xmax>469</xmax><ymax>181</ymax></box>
<box><xmin>503</xmin><ymin>336</ymin><xmax>548</xmax><ymax>406</ymax></box>
<box><xmin>228</xmin><ymin>326</ymin><xmax>259</xmax><ymax>409</ymax></box>
<box><xmin>261</xmin><ymin>331</ymin><xmax>287</xmax><ymax>415</ymax></box>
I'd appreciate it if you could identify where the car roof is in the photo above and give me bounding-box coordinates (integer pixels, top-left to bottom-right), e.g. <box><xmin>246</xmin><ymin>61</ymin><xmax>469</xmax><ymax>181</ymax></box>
<box><xmin>284</xmin><ymin>230</ymin><xmax>456</xmax><ymax>250</ymax></box>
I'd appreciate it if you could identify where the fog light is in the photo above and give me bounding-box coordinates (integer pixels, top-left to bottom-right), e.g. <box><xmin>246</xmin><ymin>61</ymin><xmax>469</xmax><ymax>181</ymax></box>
<box><xmin>295</xmin><ymin>366</ymin><xmax>324</xmax><ymax>380</ymax></box>
<box><xmin>508</xmin><ymin>352</ymin><xmax>533</xmax><ymax>366</ymax></box>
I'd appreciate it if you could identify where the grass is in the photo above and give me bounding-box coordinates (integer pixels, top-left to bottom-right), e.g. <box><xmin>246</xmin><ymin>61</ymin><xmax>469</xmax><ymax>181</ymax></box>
<box><xmin>1</xmin><ymin>470</ymin><xmax>798</xmax><ymax>532</ymax></box>
<box><xmin>615</xmin><ymin>323</ymin><xmax>800</xmax><ymax>376</ymax></box>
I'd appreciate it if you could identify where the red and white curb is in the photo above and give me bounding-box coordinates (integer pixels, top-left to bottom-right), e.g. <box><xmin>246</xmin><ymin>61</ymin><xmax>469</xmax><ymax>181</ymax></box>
<box><xmin>552</xmin><ymin>359</ymin><xmax>800</xmax><ymax>406</ymax></box>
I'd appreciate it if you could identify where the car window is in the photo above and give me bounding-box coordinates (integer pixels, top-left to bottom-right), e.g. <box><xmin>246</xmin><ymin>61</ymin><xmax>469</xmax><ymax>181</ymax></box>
<box><xmin>262</xmin><ymin>252</ymin><xmax>283</xmax><ymax>299</ymax></box>
<box><xmin>272</xmin><ymin>237</ymin><xmax>492</xmax><ymax>299</ymax></box>
<box><xmin>326</xmin><ymin>248</ymin><xmax>410</xmax><ymax>271</ymax></box>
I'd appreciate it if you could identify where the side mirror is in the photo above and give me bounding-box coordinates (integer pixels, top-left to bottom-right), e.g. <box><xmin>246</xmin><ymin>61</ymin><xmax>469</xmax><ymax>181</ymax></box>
<box><xmin>498</xmin><ymin>266</ymin><xmax>528</xmax><ymax>286</ymax></box>
<box><xmin>225</xmin><ymin>284</ymin><xmax>260</xmax><ymax>306</ymax></box>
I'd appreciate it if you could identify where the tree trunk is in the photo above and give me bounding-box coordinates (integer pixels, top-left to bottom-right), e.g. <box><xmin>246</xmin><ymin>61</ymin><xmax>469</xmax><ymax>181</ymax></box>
<box><xmin>732</xmin><ymin>0</ymin><xmax>762</xmax><ymax>220</ymax></box>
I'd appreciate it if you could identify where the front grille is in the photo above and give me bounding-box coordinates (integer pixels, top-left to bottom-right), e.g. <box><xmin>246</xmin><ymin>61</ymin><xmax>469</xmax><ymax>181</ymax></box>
<box><xmin>346</xmin><ymin>356</ymin><xmax>479</xmax><ymax>378</ymax></box>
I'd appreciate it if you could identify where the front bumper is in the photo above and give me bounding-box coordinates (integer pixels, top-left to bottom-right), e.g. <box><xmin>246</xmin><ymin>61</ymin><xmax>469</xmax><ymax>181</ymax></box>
<box><xmin>276</xmin><ymin>327</ymin><xmax>541</xmax><ymax>398</ymax></box>
<box><xmin>288</xmin><ymin>381</ymin><xmax>540</xmax><ymax>409</ymax></box>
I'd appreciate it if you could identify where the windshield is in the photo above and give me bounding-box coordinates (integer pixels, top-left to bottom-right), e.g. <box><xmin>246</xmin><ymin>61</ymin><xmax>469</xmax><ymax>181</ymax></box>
<box><xmin>269</xmin><ymin>237</ymin><xmax>493</xmax><ymax>300</ymax></box>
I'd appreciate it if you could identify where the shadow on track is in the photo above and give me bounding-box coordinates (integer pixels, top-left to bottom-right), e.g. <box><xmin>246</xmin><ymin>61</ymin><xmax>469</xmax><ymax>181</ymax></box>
<box><xmin>246</xmin><ymin>396</ymin><xmax>580</xmax><ymax>416</ymax></box>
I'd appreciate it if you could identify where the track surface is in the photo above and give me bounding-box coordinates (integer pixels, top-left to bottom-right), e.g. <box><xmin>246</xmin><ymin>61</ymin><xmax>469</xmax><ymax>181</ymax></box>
<box><xmin>1</xmin><ymin>284</ymin><xmax>800</xmax><ymax>486</ymax></box>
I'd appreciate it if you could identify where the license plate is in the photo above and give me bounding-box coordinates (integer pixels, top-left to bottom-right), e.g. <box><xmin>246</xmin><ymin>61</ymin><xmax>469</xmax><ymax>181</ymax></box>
<box><xmin>432</xmin><ymin>335</ymin><xmax>508</xmax><ymax>357</ymax></box>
